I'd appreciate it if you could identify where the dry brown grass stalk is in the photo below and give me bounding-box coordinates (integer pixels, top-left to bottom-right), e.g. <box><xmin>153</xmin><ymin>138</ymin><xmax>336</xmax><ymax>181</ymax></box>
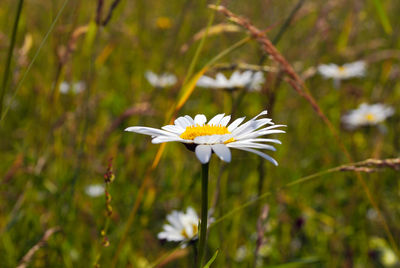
<box><xmin>340</xmin><ymin>158</ymin><xmax>400</xmax><ymax>172</ymax></box>
<box><xmin>209</xmin><ymin>4</ymin><xmax>337</xmax><ymax>136</ymax></box>
<box><xmin>17</xmin><ymin>227</ymin><xmax>60</xmax><ymax>268</ymax></box>
<box><xmin>57</xmin><ymin>25</ymin><xmax>89</xmax><ymax>65</ymax></box>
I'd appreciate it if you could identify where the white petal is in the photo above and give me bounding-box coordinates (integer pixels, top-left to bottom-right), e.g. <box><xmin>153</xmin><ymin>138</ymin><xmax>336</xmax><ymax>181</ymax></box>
<box><xmin>175</xmin><ymin>117</ymin><xmax>192</xmax><ymax>128</ymax></box>
<box><xmin>184</xmin><ymin>115</ymin><xmax>194</xmax><ymax>124</ymax></box>
<box><xmin>167</xmin><ymin>213</ymin><xmax>183</xmax><ymax>229</ymax></box>
<box><xmin>219</xmin><ymin>115</ymin><xmax>231</xmax><ymax>127</ymax></box>
<box><xmin>233</xmin><ymin>147</ymin><xmax>278</xmax><ymax>166</ymax></box>
<box><xmin>152</xmin><ymin>136</ymin><xmax>188</xmax><ymax>144</ymax></box>
<box><xmin>243</xmin><ymin>138</ymin><xmax>282</xmax><ymax>144</ymax></box>
<box><xmin>161</xmin><ymin>125</ymin><xmax>185</xmax><ymax>134</ymax></box>
<box><xmin>194</xmin><ymin>114</ymin><xmax>207</xmax><ymax>125</ymax></box>
<box><xmin>124</xmin><ymin>126</ymin><xmax>176</xmax><ymax>137</ymax></box>
<box><xmin>227</xmin><ymin>141</ymin><xmax>276</xmax><ymax>151</ymax></box>
<box><xmin>186</xmin><ymin>207</ymin><xmax>199</xmax><ymax>221</ymax></box>
<box><xmin>211</xmin><ymin>144</ymin><xmax>231</xmax><ymax>162</ymax></box>
<box><xmin>195</xmin><ymin>145</ymin><xmax>212</xmax><ymax>164</ymax></box>
<box><xmin>207</xmin><ymin>113</ymin><xmax>225</xmax><ymax>126</ymax></box>
<box><xmin>227</xmin><ymin>117</ymin><xmax>246</xmax><ymax>132</ymax></box>
<box><xmin>231</xmin><ymin>110</ymin><xmax>268</xmax><ymax>135</ymax></box>
<box><xmin>233</xmin><ymin>118</ymin><xmax>273</xmax><ymax>138</ymax></box>
<box><xmin>238</xmin><ymin>129</ymin><xmax>286</xmax><ymax>140</ymax></box>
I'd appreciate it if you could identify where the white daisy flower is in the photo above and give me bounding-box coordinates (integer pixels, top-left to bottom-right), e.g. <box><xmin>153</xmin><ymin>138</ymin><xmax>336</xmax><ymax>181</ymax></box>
<box><xmin>60</xmin><ymin>81</ymin><xmax>86</xmax><ymax>94</ymax></box>
<box><xmin>318</xmin><ymin>61</ymin><xmax>366</xmax><ymax>87</ymax></box>
<box><xmin>145</xmin><ymin>71</ymin><xmax>177</xmax><ymax>88</ymax></box>
<box><xmin>157</xmin><ymin>207</ymin><xmax>200</xmax><ymax>245</ymax></box>
<box><xmin>197</xmin><ymin>70</ymin><xmax>265</xmax><ymax>91</ymax></box>
<box><xmin>85</xmin><ymin>184</ymin><xmax>104</xmax><ymax>197</ymax></box>
<box><xmin>342</xmin><ymin>103</ymin><xmax>394</xmax><ymax>130</ymax></box>
<box><xmin>125</xmin><ymin>110</ymin><xmax>285</xmax><ymax>165</ymax></box>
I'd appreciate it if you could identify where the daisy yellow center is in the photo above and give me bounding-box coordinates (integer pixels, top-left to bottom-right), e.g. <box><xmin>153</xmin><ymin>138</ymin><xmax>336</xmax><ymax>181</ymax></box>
<box><xmin>338</xmin><ymin>66</ymin><xmax>347</xmax><ymax>73</ymax></box>
<box><xmin>365</xmin><ymin>113</ymin><xmax>376</xmax><ymax>122</ymax></box>
<box><xmin>180</xmin><ymin>124</ymin><xmax>234</xmax><ymax>143</ymax></box>
<box><xmin>180</xmin><ymin>224</ymin><xmax>198</xmax><ymax>239</ymax></box>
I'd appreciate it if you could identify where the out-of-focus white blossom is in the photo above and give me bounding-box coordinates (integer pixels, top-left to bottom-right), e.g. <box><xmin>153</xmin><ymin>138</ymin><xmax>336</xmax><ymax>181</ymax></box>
<box><xmin>318</xmin><ymin>61</ymin><xmax>366</xmax><ymax>80</ymax></box>
<box><xmin>85</xmin><ymin>184</ymin><xmax>104</xmax><ymax>197</ymax></box>
<box><xmin>197</xmin><ymin>70</ymin><xmax>265</xmax><ymax>91</ymax></box>
<box><xmin>145</xmin><ymin>71</ymin><xmax>177</xmax><ymax>88</ymax></box>
<box><xmin>157</xmin><ymin>207</ymin><xmax>199</xmax><ymax>245</ymax></box>
<box><xmin>60</xmin><ymin>81</ymin><xmax>86</xmax><ymax>94</ymax></box>
<box><xmin>342</xmin><ymin>103</ymin><xmax>394</xmax><ymax>130</ymax></box>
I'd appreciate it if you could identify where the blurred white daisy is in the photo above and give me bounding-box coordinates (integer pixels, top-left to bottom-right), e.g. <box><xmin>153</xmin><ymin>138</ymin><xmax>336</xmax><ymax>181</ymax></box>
<box><xmin>369</xmin><ymin>237</ymin><xmax>398</xmax><ymax>266</ymax></box>
<box><xmin>318</xmin><ymin>61</ymin><xmax>366</xmax><ymax>87</ymax></box>
<box><xmin>157</xmin><ymin>207</ymin><xmax>199</xmax><ymax>245</ymax></box>
<box><xmin>342</xmin><ymin>103</ymin><xmax>394</xmax><ymax>130</ymax></box>
<box><xmin>85</xmin><ymin>184</ymin><xmax>104</xmax><ymax>197</ymax></box>
<box><xmin>197</xmin><ymin>70</ymin><xmax>265</xmax><ymax>91</ymax></box>
<box><xmin>145</xmin><ymin>71</ymin><xmax>177</xmax><ymax>88</ymax></box>
<box><xmin>60</xmin><ymin>81</ymin><xmax>86</xmax><ymax>94</ymax></box>
<box><xmin>125</xmin><ymin>110</ymin><xmax>285</xmax><ymax>165</ymax></box>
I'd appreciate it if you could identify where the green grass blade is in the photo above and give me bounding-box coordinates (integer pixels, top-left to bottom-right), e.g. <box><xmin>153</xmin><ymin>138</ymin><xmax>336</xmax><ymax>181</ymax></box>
<box><xmin>203</xmin><ymin>249</ymin><xmax>219</xmax><ymax>268</ymax></box>
<box><xmin>372</xmin><ymin>0</ymin><xmax>392</xmax><ymax>35</ymax></box>
<box><xmin>1</xmin><ymin>0</ymin><xmax>70</xmax><ymax>123</ymax></box>
<box><xmin>0</xmin><ymin>0</ymin><xmax>24</xmax><ymax>119</ymax></box>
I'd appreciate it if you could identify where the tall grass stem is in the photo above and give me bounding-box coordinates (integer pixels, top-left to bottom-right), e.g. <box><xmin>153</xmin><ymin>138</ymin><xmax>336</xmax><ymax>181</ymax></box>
<box><xmin>182</xmin><ymin>0</ymin><xmax>221</xmax><ymax>87</ymax></box>
<box><xmin>0</xmin><ymin>0</ymin><xmax>24</xmax><ymax>119</ymax></box>
<box><xmin>198</xmin><ymin>162</ymin><xmax>209</xmax><ymax>268</ymax></box>
<box><xmin>1</xmin><ymin>0</ymin><xmax>70</xmax><ymax>123</ymax></box>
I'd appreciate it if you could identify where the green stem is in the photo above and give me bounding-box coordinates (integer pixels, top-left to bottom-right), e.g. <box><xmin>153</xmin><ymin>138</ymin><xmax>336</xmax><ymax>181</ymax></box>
<box><xmin>198</xmin><ymin>162</ymin><xmax>209</xmax><ymax>268</ymax></box>
<box><xmin>0</xmin><ymin>0</ymin><xmax>24</xmax><ymax>118</ymax></box>
<box><xmin>1</xmin><ymin>0</ymin><xmax>70</xmax><ymax>123</ymax></box>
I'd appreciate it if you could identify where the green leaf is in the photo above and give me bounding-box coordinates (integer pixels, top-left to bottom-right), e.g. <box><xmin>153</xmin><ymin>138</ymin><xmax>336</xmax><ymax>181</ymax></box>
<box><xmin>371</xmin><ymin>0</ymin><xmax>392</xmax><ymax>35</ymax></box>
<box><xmin>203</xmin><ymin>249</ymin><xmax>219</xmax><ymax>268</ymax></box>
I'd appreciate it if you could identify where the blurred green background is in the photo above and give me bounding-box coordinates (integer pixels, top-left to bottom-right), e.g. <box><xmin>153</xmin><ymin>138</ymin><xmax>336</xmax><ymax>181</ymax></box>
<box><xmin>1</xmin><ymin>0</ymin><xmax>399</xmax><ymax>267</ymax></box>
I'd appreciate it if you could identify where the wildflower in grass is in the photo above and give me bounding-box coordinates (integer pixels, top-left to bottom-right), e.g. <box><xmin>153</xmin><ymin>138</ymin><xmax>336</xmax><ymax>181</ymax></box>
<box><xmin>145</xmin><ymin>71</ymin><xmax>177</xmax><ymax>88</ymax></box>
<box><xmin>156</xmin><ymin>17</ymin><xmax>172</xmax><ymax>29</ymax></box>
<box><xmin>342</xmin><ymin>103</ymin><xmax>394</xmax><ymax>130</ymax></box>
<box><xmin>317</xmin><ymin>61</ymin><xmax>366</xmax><ymax>88</ymax></box>
<box><xmin>85</xmin><ymin>184</ymin><xmax>104</xmax><ymax>197</ymax></box>
<box><xmin>125</xmin><ymin>110</ymin><xmax>285</xmax><ymax>165</ymax></box>
<box><xmin>369</xmin><ymin>237</ymin><xmax>399</xmax><ymax>266</ymax></box>
<box><xmin>60</xmin><ymin>81</ymin><xmax>86</xmax><ymax>94</ymax></box>
<box><xmin>157</xmin><ymin>207</ymin><xmax>200</xmax><ymax>246</ymax></box>
<box><xmin>197</xmin><ymin>70</ymin><xmax>265</xmax><ymax>91</ymax></box>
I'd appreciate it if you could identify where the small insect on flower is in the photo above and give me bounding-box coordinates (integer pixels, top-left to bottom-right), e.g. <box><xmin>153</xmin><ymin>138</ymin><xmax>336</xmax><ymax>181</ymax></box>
<box><xmin>342</xmin><ymin>103</ymin><xmax>394</xmax><ymax>130</ymax></box>
<box><xmin>145</xmin><ymin>71</ymin><xmax>177</xmax><ymax>88</ymax></box>
<box><xmin>125</xmin><ymin>110</ymin><xmax>285</xmax><ymax>165</ymax></box>
<box><xmin>197</xmin><ymin>70</ymin><xmax>265</xmax><ymax>91</ymax></box>
<box><xmin>157</xmin><ymin>207</ymin><xmax>200</xmax><ymax>245</ymax></box>
<box><xmin>317</xmin><ymin>61</ymin><xmax>366</xmax><ymax>88</ymax></box>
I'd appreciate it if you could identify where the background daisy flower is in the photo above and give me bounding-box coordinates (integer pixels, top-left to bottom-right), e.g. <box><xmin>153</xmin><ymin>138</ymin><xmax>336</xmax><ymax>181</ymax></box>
<box><xmin>59</xmin><ymin>81</ymin><xmax>86</xmax><ymax>94</ymax></box>
<box><xmin>317</xmin><ymin>61</ymin><xmax>366</xmax><ymax>87</ymax></box>
<box><xmin>84</xmin><ymin>184</ymin><xmax>104</xmax><ymax>197</ymax></box>
<box><xmin>145</xmin><ymin>71</ymin><xmax>177</xmax><ymax>88</ymax></box>
<box><xmin>157</xmin><ymin>207</ymin><xmax>199</xmax><ymax>245</ymax></box>
<box><xmin>318</xmin><ymin>61</ymin><xmax>366</xmax><ymax>80</ymax></box>
<box><xmin>125</xmin><ymin>110</ymin><xmax>285</xmax><ymax>165</ymax></box>
<box><xmin>197</xmin><ymin>70</ymin><xmax>265</xmax><ymax>91</ymax></box>
<box><xmin>342</xmin><ymin>103</ymin><xmax>394</xmax><ymax>130</ymax></box>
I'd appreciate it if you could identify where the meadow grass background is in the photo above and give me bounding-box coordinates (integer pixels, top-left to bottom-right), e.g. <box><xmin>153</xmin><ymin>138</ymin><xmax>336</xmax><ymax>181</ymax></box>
<box><xmin>1</xmin><ymin>0</ymin><xmax>400</xmax><ymax>267</ymax></box>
